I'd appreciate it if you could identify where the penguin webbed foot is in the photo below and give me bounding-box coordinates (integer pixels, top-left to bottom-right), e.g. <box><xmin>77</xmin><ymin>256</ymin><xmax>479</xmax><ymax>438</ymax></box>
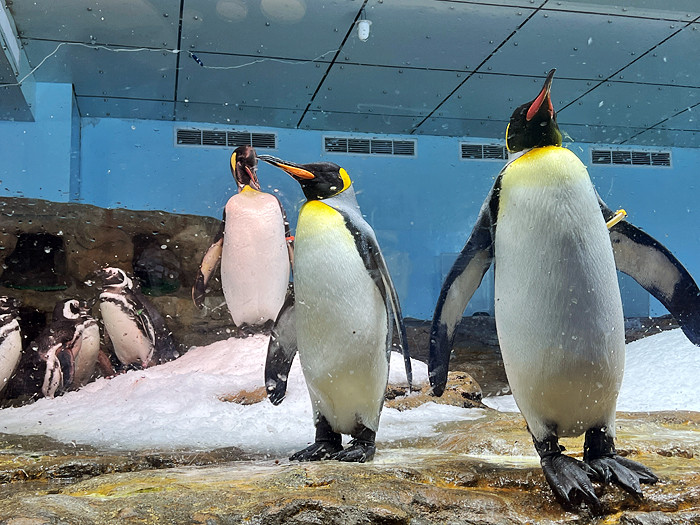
<box><xmin>330</xmin><ymin>439</ymin><xmax>376</xmax><ymax>463</ymax></box>
<box><xmin>586</xmin><ymin>455</ymin><xmax>657</xmax><ymax>498</ymax></box>
<box><xmin>289</xmin><ymin>441</ymin><xmax>343</xmax><ymax>462</ymax></box>
<box><xmin>540</xmin><ymin>453</ymin><xmax>601</xmax><ymax>510</ymax></box>
<box><xmin>535</xmin><ymin>434</ymin><xmax>601</xmax><ymax>510</ymax></box>
<box><xmin>583</xmin><ymin>427</ymin><xmax>658</xmax><ymax>498</ymax></box>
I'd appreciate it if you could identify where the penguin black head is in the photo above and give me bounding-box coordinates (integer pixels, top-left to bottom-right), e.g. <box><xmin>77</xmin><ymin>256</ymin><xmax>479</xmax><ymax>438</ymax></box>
<box><xmin>92</xmin><ymin>267</ymin><xmax>133</xmax><ymax>290</ymax></box>
<box><xmin>506</xmin><ymin>69</ymin><xmax>563</xmax><ymax>153</ymax></box>
<box><xmin>257</xmin><ymin>154</ymin><xmax>352</xmax><ymax>201</ymax></box>
<box><xmin>54</xmin><ymin>299</ymin><xmax>81</xmax><ymax>321</ymax></box>
<box><xmin>231</xmin><ymin>145</ymin><xmax>261</xmax><ymax>191</ymax></box>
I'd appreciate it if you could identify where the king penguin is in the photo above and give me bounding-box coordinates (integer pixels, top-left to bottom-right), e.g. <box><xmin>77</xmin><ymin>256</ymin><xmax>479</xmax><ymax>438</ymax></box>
<box><xmin>95</xmin><ymin>267</ymin><xmax>178</xmax><ymax>369</ymax></box>
<box><xmin>258</xmin><ymin>154</ymin><xmax>412</xmax><ymax>463</ymax></box>
<box><xmin>193</xmin><ymin>145</ymin><xmax>293</xmax><ymax>334</ymax></box>
<box><xmin>430</xmin><ymin>69</ymin><xmax>700</xmax><ymax>508</ymax></box>
<box><xmin>0</xmin><ymin>296</ymin><xmax>22</xmax><ymax>396</ymax></box>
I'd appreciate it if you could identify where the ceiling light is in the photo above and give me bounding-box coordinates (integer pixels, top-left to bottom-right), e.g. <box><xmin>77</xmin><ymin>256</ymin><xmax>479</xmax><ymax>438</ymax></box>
<box><xmin>357</xmin><ymin>9</ymin><xmax>371</xmax><ymax>42</ymax></box>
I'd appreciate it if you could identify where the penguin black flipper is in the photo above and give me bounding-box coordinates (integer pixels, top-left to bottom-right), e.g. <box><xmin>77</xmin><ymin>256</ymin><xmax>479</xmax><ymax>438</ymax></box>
<box><xmin>339</xmin><ymin>212</ymin><xmax>413</xmax><ymax>390</ymax></box>
<box><xmin>193</xmin><ymin>219</ymin><xmax>225</xmax><ymax>308</ymax></box>
<box><xmin>265</xmin><ymin>284</ymin><xmax>296</xmax><ymax>405</ymax></box>
<box><xmin>429</xmin><ymin>176</ymin><xmax>501</xmax><ymax>396</ymax></box>
<box><xmin>598</xmin><ymin>197</ymin><xmax>700</xmax><ymax>345</ymax></box>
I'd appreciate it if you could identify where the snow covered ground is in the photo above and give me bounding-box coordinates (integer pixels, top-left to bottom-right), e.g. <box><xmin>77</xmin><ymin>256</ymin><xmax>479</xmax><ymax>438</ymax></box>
<box><xmin>0</xmin><ymin>328</ymin><xmax>697</xmax><ymax>455</ymax></box>
<box><xmin>484</xmin><ymin>328</ymin><xmax>700</xmax><ymax>413</ymax></box>
<box><xmin>0</xmin><ymin>334</ymin><xmax>480</xmax><ymax>454</ymax></box>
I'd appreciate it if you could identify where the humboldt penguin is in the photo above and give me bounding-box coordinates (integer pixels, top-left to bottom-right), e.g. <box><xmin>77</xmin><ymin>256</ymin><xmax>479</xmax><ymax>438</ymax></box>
<box><xmin>20</xmin><ymin>299</ymin><xmax>93</xmax><ymax>398</ymax></box>
<box><xmin>193</xmin><ymin>145</ymin><xmax>293</xmax><ymax>333</ymax></box>
<box><xmin>70</xmin><ymin>301</ymin><xmax>100</xmax><ymax>388</ymax></box>
<box><xmin>0</xmin><ymin>297</ymin><xmax>22</xmax><ymax>395</ymax></box>
<box><xmin>95</xmin><ymin>267</ymin><xmax>177</xmax><ymax>369</ymax></box>
<box><xmin>259</xmin><ymin>154</ymin><xmax>412</xmax><ymax>463</ymax></box>
<box><xmin>430</xmin><ymin>69</ymin><xmax>700</xmax><ymax>508</ymax></box>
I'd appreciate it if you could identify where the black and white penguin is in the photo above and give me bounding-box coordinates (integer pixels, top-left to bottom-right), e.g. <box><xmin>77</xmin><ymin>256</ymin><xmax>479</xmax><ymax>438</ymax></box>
<box><xmin>70</xmin><ymin>301</ymin><xmax>101</xmax><ymax>388</ymax></box>
<box><xmin>259</xmin><ymin>154</ymin><xmax>412</xmax><ymax>463</ymax></box>
<box><xmin>193</xmin><ymin>145</ymin><xmax>293</xmax><ymax>333</ymax></box>
<box><xmin>21</xmin><ymin>299</ymin><xmax>93</xmax><ymax>398</ymax></box>
<box><xmin>0</xmin><ymin>297</ymin><xmax>22</xmax><ymax>395</ymax></box>
<box><xmin>95</xmin><ymin>267</ymin><xmax>177</xmax><ymax>369</ymax></box>
<box><xmin>430</xmin><ymin>69</ymin><xmax>700</xmax><ymax>508</ymax></box>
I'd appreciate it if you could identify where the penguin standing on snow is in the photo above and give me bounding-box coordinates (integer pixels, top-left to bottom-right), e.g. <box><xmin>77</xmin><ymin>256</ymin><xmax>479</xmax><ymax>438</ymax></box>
<box><xmin>430</xmin><ymin>69</ymin><xmax>700</xmax><ymax>508</ymax></box>
<box><xmin>95</xmin><ymin>267</ymin><xmax>177</xmax><ymax>369</ymax></box>
<box><xmin>259</xmin><ymin>154</ymin><xmax>412</xmax><ymax>463</ymax></box>
<box><xmin>193</xmin><ymin>145</ymin><xmax>293</xmax><ymax>334</ymax></box>
<box><xmin>19</xmin><ymin>299</ymin><xmax>96</xmax><ymax>398</ymax></box>
<box><xmin>69</xmin><ymin>301</ymin><xmax>100</xmax><ymax>388</ymax></box>
<box><xmin>0</xmin><ymin>297</ymin><xmax>22</xmax><ymax>395</ymax></box>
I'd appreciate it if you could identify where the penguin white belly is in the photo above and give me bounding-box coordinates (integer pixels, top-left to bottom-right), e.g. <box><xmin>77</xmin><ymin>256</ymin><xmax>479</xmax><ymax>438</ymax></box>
<box><xmin>0</xmin><ymin>319</ymin><xmax>22</xmax><ymax>393</ymax></box>
<box><xmin>100</xmin><ymin>300</ymin><xmax>154</xmax><ymax>367</ymax></box>
<box><xmin>221</xmin><ymin>190</ymin><xmax>290</xmax><ymax>326</ymax></box>
<box><xmin>295</xmin><ymin>202</ymin><xmax>389</xmax><ymax>434</ymax></box>
<box><xmin>494</xmin><ymin>147</ymin><xmax>625</xmax><ymax>440</ymax></box>
<box><xmin>73</xmin><ymin>321</ymin><xmax>100</xmax><ymax>386</ymax></box>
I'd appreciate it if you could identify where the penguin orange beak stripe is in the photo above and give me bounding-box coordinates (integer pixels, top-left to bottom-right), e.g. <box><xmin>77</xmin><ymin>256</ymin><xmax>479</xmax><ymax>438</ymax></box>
<box><xmin>257</xmin><ymin>155</ymin><xmax>315</xmax><ymax>180</ymax></box>
<box><xmin>526</xmin><ymin>68</ymin><xmax>556</xmax><ymax>122</ymax></box>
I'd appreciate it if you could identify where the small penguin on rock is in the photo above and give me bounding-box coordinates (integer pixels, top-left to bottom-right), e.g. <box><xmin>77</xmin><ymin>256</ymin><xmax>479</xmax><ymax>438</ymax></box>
<box><xmin>430</xmin><ymin>69</ymin><xmax>700</xmax><ymax>509</ymax></box>
<box><xmin>193</xmin><ymin>145</ymin><xmax>293</xmax><ymax>335</ymax></box>
<box><xmin>93</xmin><ymin>267</ymin><xmax>178</xmax><ymax>370</ymax></box>
<box><xmin>0</xmin><ymin>297</ymin><xmax>22</xmax><ymax>396</ymax></box>
<box><xmin>259</xmin><ymin>154</ymin><xmax>412</xmax><ymax>463</ymax></box>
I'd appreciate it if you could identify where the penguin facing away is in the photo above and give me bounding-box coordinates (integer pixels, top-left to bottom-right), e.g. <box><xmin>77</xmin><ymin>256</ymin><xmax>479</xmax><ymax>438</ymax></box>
<box><xmin>95</xmin><ymin>267</ymin><xmax>177</xmax><ymax>369</ymax></box>
<box><xmin>430</xmin><ymin>69</ymin><xmax>700</xmax><ymax>509</ymax></box>
<box><xmin>192</xmin><ymin>145</ymin><xmax>293</xmax><ymax>334</ymax></box>
<box><xmin>259</xmin><ymin>154</ymin><xmax>413</xmax><ymax>463</ymax></box>
<box><xmin>0</xmin><ymin>297</ymin><xmax>22</xmax><ymax>396</ymax></box>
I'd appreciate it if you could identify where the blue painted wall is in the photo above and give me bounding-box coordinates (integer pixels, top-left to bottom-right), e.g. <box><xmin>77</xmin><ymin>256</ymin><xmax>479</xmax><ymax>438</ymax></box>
<box><xmin>0</xmin><ymin>83</ymin><xmax>77</xmax><ymax>203</ymax></box>
<box><xmin>2</xmin><ymin>82</ymin><xmax>699</xmax><ymax>320</ymax></box>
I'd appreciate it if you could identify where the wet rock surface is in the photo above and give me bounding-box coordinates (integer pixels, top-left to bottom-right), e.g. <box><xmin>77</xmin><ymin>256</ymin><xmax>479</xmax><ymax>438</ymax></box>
<box><xmin>0</xmin><ymin>410</ymin><xmax>698</xmax><ymax>524</ymax></box>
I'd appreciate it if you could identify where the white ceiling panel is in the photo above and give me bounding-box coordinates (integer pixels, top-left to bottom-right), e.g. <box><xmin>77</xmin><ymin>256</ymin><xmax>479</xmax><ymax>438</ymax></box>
<box><xmin>415</xmin><ymin>117</ymin><xmax>506</xmax><ymax>139</ymax></box>
<box><xmin>315</xmin><ymin>64</ymin><xmax>461</xmax><ymax>117</ymax></box>
<box><xmin>632</xmin><ymin>127</ymin><xmax>700</xmax><ymax>148</ymax></box>
<box><xmin>77</xmin><ymin>97</ymin><xmax>175</xmax><ymax>121</ymax></box>
<box><xmin>1</xmin><ymin>0</ymin><xmax>698</xmax><ymax>148</ymax></box>
<box><xmin>562</xmin><ymin>81</ymin><xmax>700</xmax><ymax>128</ymax></box>
<box><xmin>300</xmin><ymin>110</ymin><xmax>422</xmax><ymax>135</ymax></box>
<box><xmin>22</xmin><ymin>40</ymin><xmax>177</xmax><ymax>100</ymax></box>
<box><xmin>436</xmin><ymin>73</ymin><xmax>593</xmax><ymax>122</ymax></box>
<box><xmin>484</xmin><ymin>10</ymin><xmax>681</xmax><ymax>80</ymax></box>
<box><xmin>552</xmin><ymin>0</ymin><xmax>699</xmax><ymax>20</ymax></box>
<box><xmin>177</xmin><ymin>51</ymin><xmax>326</xmax><ymax>108</ymax></box>
<box><xmin>341</xmin><ymin>0</ymin><xmax>535</xmax><ymax>70</ymax></box>
<box><xmin>616</xmin><ymin>22</ymin><xmax>699</xmax><ymax>86</ymax></box>
<box><xmin>656</xmin><ymin>107</ymin><xmax>700</xmax><ymax>131</ymax></box>
<box><xmin>175</xmin><ymin>102</ymin><xmax>302</xmax><ymax>129</ymax></box>
<box><xmin>8</xmin><ymin>0</ymin><xmax>180</xmax><ymax>48</ymax></box>
<box><xmin>181</xmin><ymin>0</ymin><xmax>354</xmax><ymax>59</ymax></box>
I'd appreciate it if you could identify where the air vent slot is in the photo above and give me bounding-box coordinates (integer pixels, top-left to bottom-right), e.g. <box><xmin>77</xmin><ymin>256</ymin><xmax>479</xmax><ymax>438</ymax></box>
<box><xmin>591</xmin><ymin>149</ymin><xmax>671</xmax><ymax>167</ymax></box>
<box><xmin>176</xmin><ymin>128</ymin><xmax>276</xmax><ymax>149</ymax></box>
<box><xmin>460</xmin><ymin>143</ymin><xmax>507</xmax><ymax>160</ymax></box>
<box><xmin>324</xmin><ymin>137</ymin><xmax>416</xmax><ymax>156</ymax></box>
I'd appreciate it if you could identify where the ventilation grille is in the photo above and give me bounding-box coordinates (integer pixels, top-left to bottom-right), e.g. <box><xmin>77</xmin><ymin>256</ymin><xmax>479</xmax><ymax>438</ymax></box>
<box><xmin>176</xmin><ymin>129</ymin><xmax>276</xmax><ymax>149</ymax></box>
<box><xmin>591</xmin><ymin>149</ymin><xmax>671</xmax><ymax>167</ymax></box>
<box><xmin>324</xmin><ymin>137</ymin><xmax>415</xmax><ymax>156</ymax></box>
<box><xmin>460</xmin><ymin>143</ymin><xmax>507</xmax><ymax>160</ymax></box>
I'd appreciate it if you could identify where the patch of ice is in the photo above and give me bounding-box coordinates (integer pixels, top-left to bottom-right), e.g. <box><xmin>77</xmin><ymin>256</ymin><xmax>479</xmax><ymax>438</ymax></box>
<box><xmin>0</xmin><ymin>335</ymin><xmax>480</xmax><ymax>454</ymax></box>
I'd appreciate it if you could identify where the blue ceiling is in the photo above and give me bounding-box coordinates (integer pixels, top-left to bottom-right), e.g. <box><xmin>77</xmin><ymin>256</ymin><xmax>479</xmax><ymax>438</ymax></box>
<box><xmin>1</xmin><ymin>0</ymin><xmax>698</xmax><ymax>147</ymax></box>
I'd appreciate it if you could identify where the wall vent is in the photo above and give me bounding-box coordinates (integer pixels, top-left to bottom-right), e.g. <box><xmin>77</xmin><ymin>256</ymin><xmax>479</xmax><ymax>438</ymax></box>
<box><xmin>324</xmin><ymin>137</ymin><xmax>416</xmax><ymax>156</ymax></box>
<box><xmin>591</xmin><ymin>149</ymin><xmax>671</xmax><ymax>167</ymax></box>
<box><xmin>460</xmin><ymin>143</ymin><xmax>507</xmax><ymax>160</ymax></box>
<box><xmin>176</xmin><ymin>128</ymin><xmax>277</xmax><ymax>149</ymax></box>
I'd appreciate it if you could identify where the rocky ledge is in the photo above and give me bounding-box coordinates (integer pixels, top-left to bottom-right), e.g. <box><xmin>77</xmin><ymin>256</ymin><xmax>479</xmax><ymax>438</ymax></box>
<box><xmin>0</xmin><ymin>408</ymin><xmax>698</xmax><ymax>524</ymax></box>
